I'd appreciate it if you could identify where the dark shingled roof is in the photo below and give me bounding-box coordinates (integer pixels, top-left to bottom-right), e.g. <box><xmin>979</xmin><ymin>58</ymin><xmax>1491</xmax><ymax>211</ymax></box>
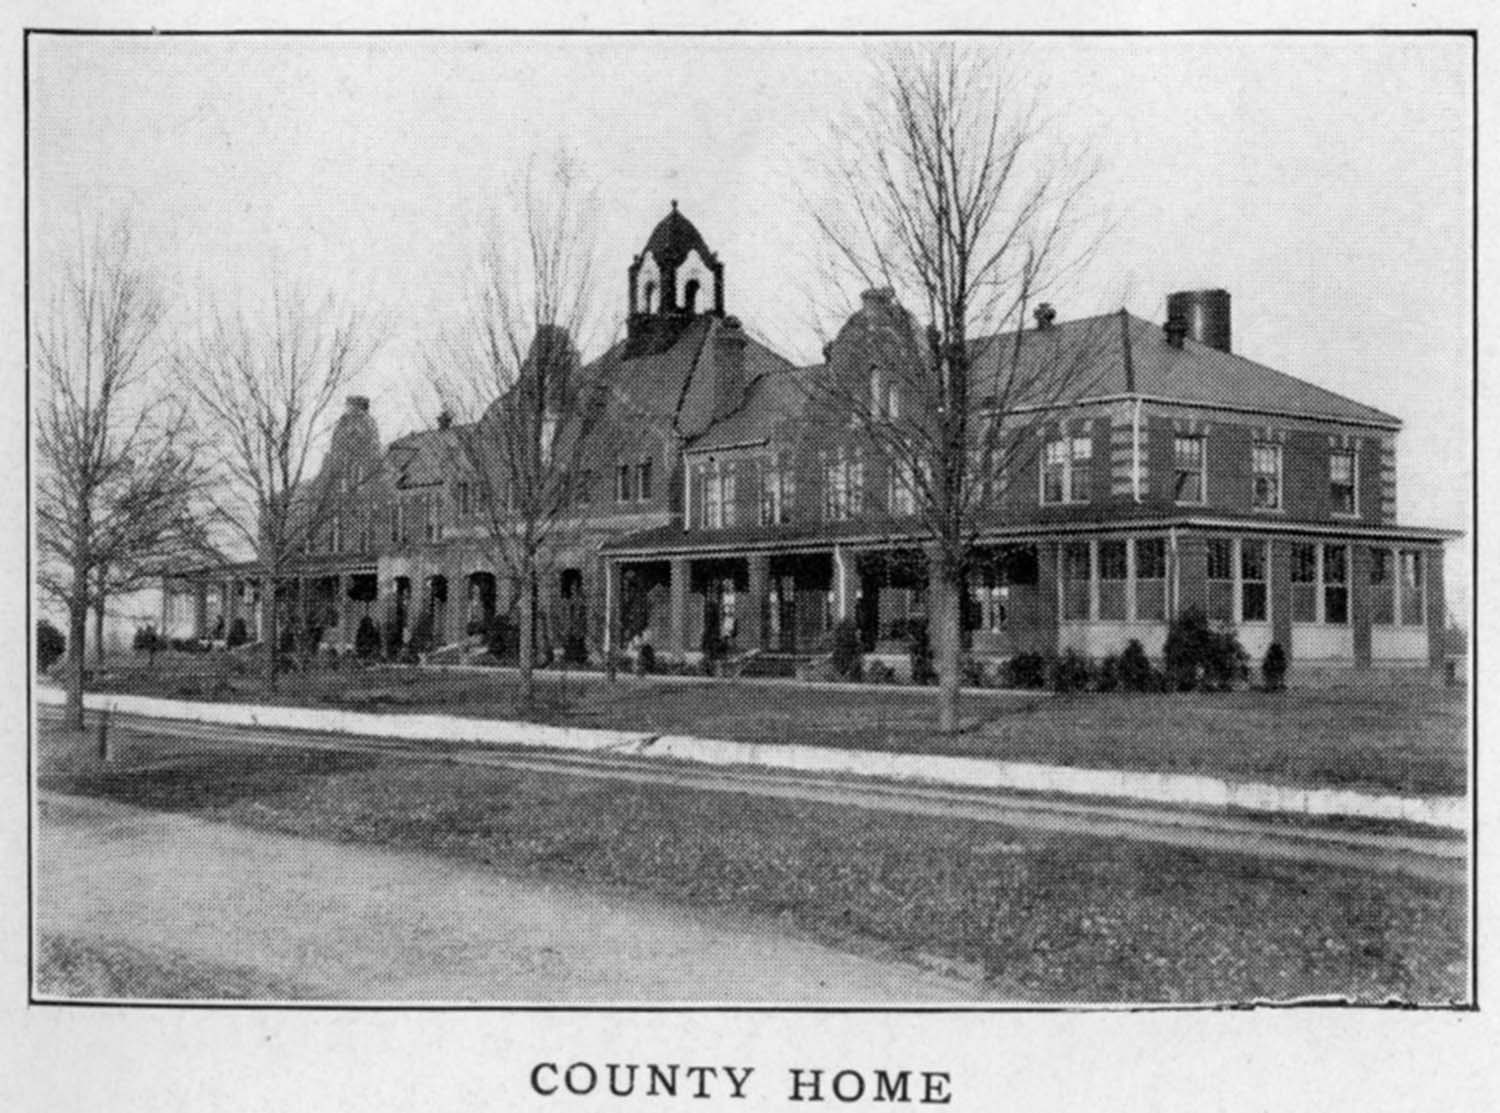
<box><xmin>968</xmin><ymin>311</ymin><xmax>1400</xmax><ymax>426</ymax></box>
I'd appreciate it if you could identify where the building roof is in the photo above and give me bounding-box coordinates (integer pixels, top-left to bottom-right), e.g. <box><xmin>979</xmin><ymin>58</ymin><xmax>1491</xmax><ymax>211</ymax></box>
<box><xmin>970</xmin><ymin>311</ymin><xmax>1401</xmax><ymax>427</ymax></box>
<box><xmin>640</xmin><ymin>201</ymin><xmax>717</xmax><ymax>269</ymax></box>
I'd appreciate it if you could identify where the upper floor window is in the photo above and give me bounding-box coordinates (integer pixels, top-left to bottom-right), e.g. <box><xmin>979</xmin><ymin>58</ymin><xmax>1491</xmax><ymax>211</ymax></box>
<box><xmin>636</xmin><ymin>458</ymin><xmax>653</xmax><ymax>502</ymax></box>
<box><xmin>702</xmin><ymin>461</ymin><xmax>737</xmax><ymax>530</ymax></box>
<box><xmin>456</xmin><ymin>481</ymin><xmax>472</xmax><ymax>517</ymax></box>
<box><xmin>1041</xmin><ymin>433</ymin><xmax>1092</xmax><ymax>505</ymax></box>
<box><xmin>616</xmin><ymin>462</ymin><xmax>634</xmax><ymax>503</ymax></box>
<box><xmin>1330</xmin><ymin>448</ymin><xmax>1358</xmax><ymax>515</ymax></box>
<box><xmin>822</xmin><ymin>449</ymin><xmax>865</xmax><ymax>522</ymax></box>
<box><xmin>1252</xmin><ymin>442</ymin><xmax>1282</xmax><ymax>510</ymax></box>
<box><xmin>888</xmin><ymin>457</ymin><xmax>928</xmax><ymax>518</ymax></box>
<box><xmin>1173</xmin><ymin>434</ymin><xmax>1206</xmax><ymax>504</ymax></box>
<box><xmin>760</xmin><ymin>456</ymin><xmax>795</xmax><ymax>526</ymax></box>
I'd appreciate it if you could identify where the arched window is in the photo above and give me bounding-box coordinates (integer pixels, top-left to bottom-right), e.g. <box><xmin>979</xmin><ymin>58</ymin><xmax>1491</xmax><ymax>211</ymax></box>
<box><xmin>683</xmin><ymin>278</ymin><xmax>701</xmax><ymax>315</ymax></box>
<box><xmin>643</xmin><ymin>280</ymin><xmax>657</xmax><ymax>313</ymax></box>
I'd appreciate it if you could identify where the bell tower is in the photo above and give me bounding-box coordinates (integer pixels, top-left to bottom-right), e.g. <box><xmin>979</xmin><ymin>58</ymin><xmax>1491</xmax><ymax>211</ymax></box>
<box><xmin>625</xmin><ymin>201</ymin><xmax>725</xmax><ymax>357</ymax></box>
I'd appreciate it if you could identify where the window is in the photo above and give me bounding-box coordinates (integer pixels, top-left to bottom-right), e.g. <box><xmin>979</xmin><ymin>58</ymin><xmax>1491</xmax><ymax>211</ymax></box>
<box><xmin>1371</xmin><ymin>549</ymin><xmax>1395</xmax><ymax>625</ymax></box>
<box><xmin>760</xmin><ymin>457</ymin><xmax>795</xmax><ymax>526</ymax></box>
<box><xmin>616</xmin><ymin>462</ymin><xmax>633</xmax><ymax>503</ymax></box>
<box><xmin>1330</xmin><ymin>449</ymin><xmax>1357</xmax><ymax>515</ymax></box>
<box><xmin>1173</xmin><ymin>435</ymin><xmax>1206</xmax><ymax>504</ymax></box>
<box><xmin>1206</xmin><ymin>539</ymin><xmax>1234</xmax><ymax>623</ymax></box>
<box><xmin>822</xmin><ymin>450</ymin><xmax>864</xmax><ymax>522</ymax></box>
<box><xmin>1061</xmin><ymin>541</ymin><xmax>1092</xmax><ymax>621</ymax></box>
<box><xmin>1098</xmin><ymin>540</ymin><xmax>1128</xmax><ymax>620</ymax></box>
<box><xmin>683</xmin><ymin>279</ymin><xmax>700</xmax><ymax>315</ymax></box>
<box><xmin>1400</xmin><ymin>550</ymin><xmax>1425</xmax><ymax>626</ymax></box>
<box><xmin>637</xmin><ymin>458</ymin><xmax>653</xmax><ymax>502</ymax></box>
<box><xmin>1240</xmin><ymin>540</ymin><xmax>1268</xmax><ymax>622</ymax></box>
<box><xmin>1135</xmin><ymin>538</ymin><xmax>1167</xmax><ymax>621</ymax></box>
<box><xmin>1252</xmin><ymin>442</ymin><xmax>1282</xmax><ymax>510</ymax></box>
<box><xmin>974</xmin><ymin>549</ymin><xmax>1034</xmax><ymax>633</ymax></box>
<box><xmin>456</xmin><ymin>481</ymin><xmax>471</xmax><ymax>517</ymax></box>
<box><xmin>330</xmin><ymin>514</ymin><xmax>342</xmax><ymax>554</ymax></box>
<box><xmin>1041</xmin><ymin>433</ymin><xmax>1092</xmax><ymax>504</ymax></box>
<box><xmin>888</xmin><ymin>457</ymin><xmax>926</xmax><ymax>518</ymax></box>
<box><xmin>702</xmin><ymin>461</ymin><xmax>736</xmax><ymax>530</ymax></box>
<box><xmin>1323</xmin><ymin>544</ymin><xmax>1349</xmax><ymax>624</ymax></box>
<box><xmin>1291</xmin><ymin>542</ymin><xmax>1318</xmax><ymax>622</ymax></box>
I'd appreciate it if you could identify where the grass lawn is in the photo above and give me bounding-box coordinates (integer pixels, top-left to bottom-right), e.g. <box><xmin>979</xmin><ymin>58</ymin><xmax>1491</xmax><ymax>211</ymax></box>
<box><xmin>80</xmin><ymin>653</ymin><xmax>1469</xmax><ymax>796</ymax></box>
<box><xmin>38</xmin><ymin>723</ymin><xmax>1468</xmax><ymax>1004</ymax></box>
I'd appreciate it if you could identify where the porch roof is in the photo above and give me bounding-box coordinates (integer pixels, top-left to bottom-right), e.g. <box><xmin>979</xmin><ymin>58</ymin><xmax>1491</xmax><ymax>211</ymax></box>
<box><xmin>599</xmin><ymin>515</ymin><xmax>1461</xmax><ymax>561</ymax></box>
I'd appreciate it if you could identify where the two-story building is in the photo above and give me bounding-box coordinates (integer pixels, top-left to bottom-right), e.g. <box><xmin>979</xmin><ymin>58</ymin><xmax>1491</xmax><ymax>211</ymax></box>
<box><xmin>168</xmin><ymin>204</ymin><xmax>1455</xmax><ymax>676</ymax></box>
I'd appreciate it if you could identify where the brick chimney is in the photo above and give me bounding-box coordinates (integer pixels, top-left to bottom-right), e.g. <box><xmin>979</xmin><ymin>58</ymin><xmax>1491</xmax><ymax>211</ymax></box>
<box><xmin>1034</xmin><ymin>303</ymin><xmax>1057</xmax><ymax>330</ymax></box>
<box><xmin>436</xmin><ymin>410</ymin><xmax>453</xmax><ymax>431</ymax></box>
<box><xmin>710</xmin><ymin>316</ymin><xmax>748</xmax><ymax>422</ymax></box>
<box><xmin>347</xmin><ymin>395</ymin><xmax>370</xmax><ymax>413</ymax></box>
<box><xmin>1165</xmin><ymin>289</ymin><xmax>1232</xmax><ymax>352</ymax></box>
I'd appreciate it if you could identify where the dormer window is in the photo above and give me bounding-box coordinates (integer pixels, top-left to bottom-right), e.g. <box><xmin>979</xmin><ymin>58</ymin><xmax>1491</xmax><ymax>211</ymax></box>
<box><xmin>643</xmin><ymin>280</ymin><xmax>657</xmax><ymax>314</ymax></box>
<box><xmin>683</xmin><ymin>279</ymin><xmax>700</xmax><ymax>315</ymax></box>
<box><xmin>1041</xmin><ymin>432</ymin><xmax>1092</xmax><ymax>504</ymax></box>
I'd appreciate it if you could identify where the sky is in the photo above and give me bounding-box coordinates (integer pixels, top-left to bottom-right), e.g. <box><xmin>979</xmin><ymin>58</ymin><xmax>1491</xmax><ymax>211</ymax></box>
<box><xmin>27</xmin><ymin>33</ymin><xmax>1474</xmax><ymax>612</ymax></box>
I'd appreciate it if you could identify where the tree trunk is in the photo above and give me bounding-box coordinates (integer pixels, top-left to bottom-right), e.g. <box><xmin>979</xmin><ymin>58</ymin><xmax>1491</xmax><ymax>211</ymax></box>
<box><xmin>66</xmin><ymin>567</ymin><xmax>89</xmax><ymax>730</ymax></box>
<box><xmin>263</xmin><ymin>578</ymin><xmax>279</xmax><ymax>693</ymax></box>
<box><xmin>518</xmin><ymin>565</ymin><xmax>536</xmax><ymax>711</ymax></box>
<box><xmin>93</xmin><ymin>570</ymin><xmax>108</xmax><ymax>674</ymax></box>
<box><xmin>932</xmin><ymin>568</ymin><xmax>962</xmax><ymax>735</ymax></box>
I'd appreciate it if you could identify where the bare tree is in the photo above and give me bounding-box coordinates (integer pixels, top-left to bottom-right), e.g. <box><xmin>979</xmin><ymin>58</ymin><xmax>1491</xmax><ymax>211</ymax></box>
<box><xmin>34</xmin><ymin>219</ymin><xmax>203</xmax><ymax>732</ymax></box>
<box><xmin>177</xmin><ymin>285</ymin><xmax>381</xmax><ymax>691</ymax></box>
<box><xmin>803</xmin><ymin>44</ymin><xmax>1110</xmax><ymax>732</ymax></box>
<box><xmin>428</xmin><ymin>153</ymin><xmax>615</xmax><ymax>709</ymax></box>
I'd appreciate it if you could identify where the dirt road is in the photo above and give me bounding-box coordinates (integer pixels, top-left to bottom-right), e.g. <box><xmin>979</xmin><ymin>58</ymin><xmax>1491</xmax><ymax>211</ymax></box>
<box><xmin>35</xmin><ymin>792</ymin><xmax>979</xmax><ymax>1004</ymax></box>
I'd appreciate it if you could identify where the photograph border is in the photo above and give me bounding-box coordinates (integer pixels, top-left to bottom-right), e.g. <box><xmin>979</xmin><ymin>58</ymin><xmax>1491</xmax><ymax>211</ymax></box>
<box><xmin>22</xmin><ymin>23</ymin><xmax>1481</xmax><ymax>1016</ymax></box>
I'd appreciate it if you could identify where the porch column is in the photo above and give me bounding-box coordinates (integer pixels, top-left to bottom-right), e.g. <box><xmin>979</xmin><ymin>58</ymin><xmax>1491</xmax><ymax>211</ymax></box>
<box><xmin>603</xmin><ymin>558</ymin><xmax>621</xmax><ymax>659</ymax></box>
<box><xmin>1035</xmin><ymin>541</ymin><xmax>1060</xmax><ymax>654</ymax></box>
<box><xmin>744</xmin><ymin>553</ymin><xmax>769</xmax><ymax>649</ymax></box>
<box><xmin>193</xmin><ymin>581</ymin><xmax>209</xmax><ymax>639</ymax></box>
<box><xmin>1427</xmin><ymin>546</ymin><xmax>1447</xmax><ymax>670</ymax></box>
<box><xmin>1351</xmin><ymin>545</ymin><xmax>1373</xmax><ymax>669</ymax></box>
<box><xmin>833</xmin><ymin>545</ymin><xmax>855</xmax><ymax>621</ymax></box>
<box><xmin>669</xmin><ymin>556</ymin><xmax>691</xmax><ymax>660</ymax></box>
<box><xmin>1175</xmin><ymin>534</ymin><xmax>1208</xmax><ymax>616</ymax></box>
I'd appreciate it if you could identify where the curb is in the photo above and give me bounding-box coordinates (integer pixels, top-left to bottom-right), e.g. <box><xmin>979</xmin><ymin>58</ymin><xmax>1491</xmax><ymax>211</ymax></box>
<box><xmin>35</xmin><ymin>687</ymin><xmax>1466</xmax><ymax>831</ymax></box>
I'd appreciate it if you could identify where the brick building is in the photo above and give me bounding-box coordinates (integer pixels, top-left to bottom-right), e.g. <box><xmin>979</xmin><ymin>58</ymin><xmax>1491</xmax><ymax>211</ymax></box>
<box><xmin>168</xmin><ymin>205</ymin><xmax>1455</xmax><ymax>676</ymax></box>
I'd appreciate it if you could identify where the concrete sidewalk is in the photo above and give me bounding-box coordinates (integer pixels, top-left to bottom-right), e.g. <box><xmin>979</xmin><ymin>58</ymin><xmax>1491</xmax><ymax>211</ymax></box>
<box><xmin>34</xmin><ymin>685</ymin><xmax>1467</xmax><ymax>830</ymax></box>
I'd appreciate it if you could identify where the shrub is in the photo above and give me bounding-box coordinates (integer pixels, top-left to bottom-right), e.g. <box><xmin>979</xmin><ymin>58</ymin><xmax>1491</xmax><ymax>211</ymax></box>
<box><xmin>635</xmin><ymin>643</ymin><xmax>656</xmax><ymax>676</ymax></box>
<box><xmin>561</xmin><ymin>632</ymin><xmax>589</xmax><ymax>666</ymax></box>
<box><xmin>408</xmin><ymin>610</ymin><xmax>436</xmax><ymax>657</ymax></box>
<box><xmin>1118</xmin><ymin>638</ymin><xmax>1158</xmax><ymax>692</ymax></box>
<box><xmin>1003</xmin><ymin>651</ymin><xmax>1049</xmax><ymax>690</ymax></box>
<box><xmin>227</xmin><ymin>617</ymin><xmax>250</xmax><ymax>648</ymax></box>
<box><xmin>903</xmin><ymin>620</ymin><xmax>935</xmax><ymax>686</ymax></box>
<box><xmin>1096</xmin><ymin>653</ymin><xmax>1122</xmax><ymax>693</ymax></box>
<box><xmin>1261</xmin><ymin>641</ymin><xmax>1289</xmax><ymax>692</ymax></box>
<box><xmin>1050</xmin><ymin>648</ymin><xmax>1094</xmax><ymax>693</ymax></box>
<box><xmin>37</xmin><ymin>620</ymin><xmax>66</xmax><ymax>671</ymax></box>
<box><xmin>960</xmin><ymin>655</ymin><xmax>987</xmax><ymax>689</ymax></box>
<box><xmin>700</xmin><ymin>623</ymin><xmax>726</xmax><ymax>667</ymax></box>
<box><xmin>830</xmin><ymin>618</ymin><xmax>864</xmax><ymax>681</ymax></box>
<box><xmin>383</xmin><ymin>611</ymin><xmax>406</xmax><ymax>660</ymax></box>
<box><xmin>131</xmin><ymin>624</ymin><xmax>160</xmax><ymax>654</ymax></box>
<box><xmin>864</xmin><ymin>659</ymin><xmax>896</xmax><ymax>684</ymax></box>
<box><xmin>1163</xmin><ymin>606</ymin><xmax>1248</xmax><ymax>691</ymax></box>
<box><xmin>354</xmin><ymin>616</ymin><xmax>382</xmax><ymax>660</ymax></box>
<box><xmin>483</xmin><ymin>615</ymin><xmax>518</xmax><ymax>662</ymax></box>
